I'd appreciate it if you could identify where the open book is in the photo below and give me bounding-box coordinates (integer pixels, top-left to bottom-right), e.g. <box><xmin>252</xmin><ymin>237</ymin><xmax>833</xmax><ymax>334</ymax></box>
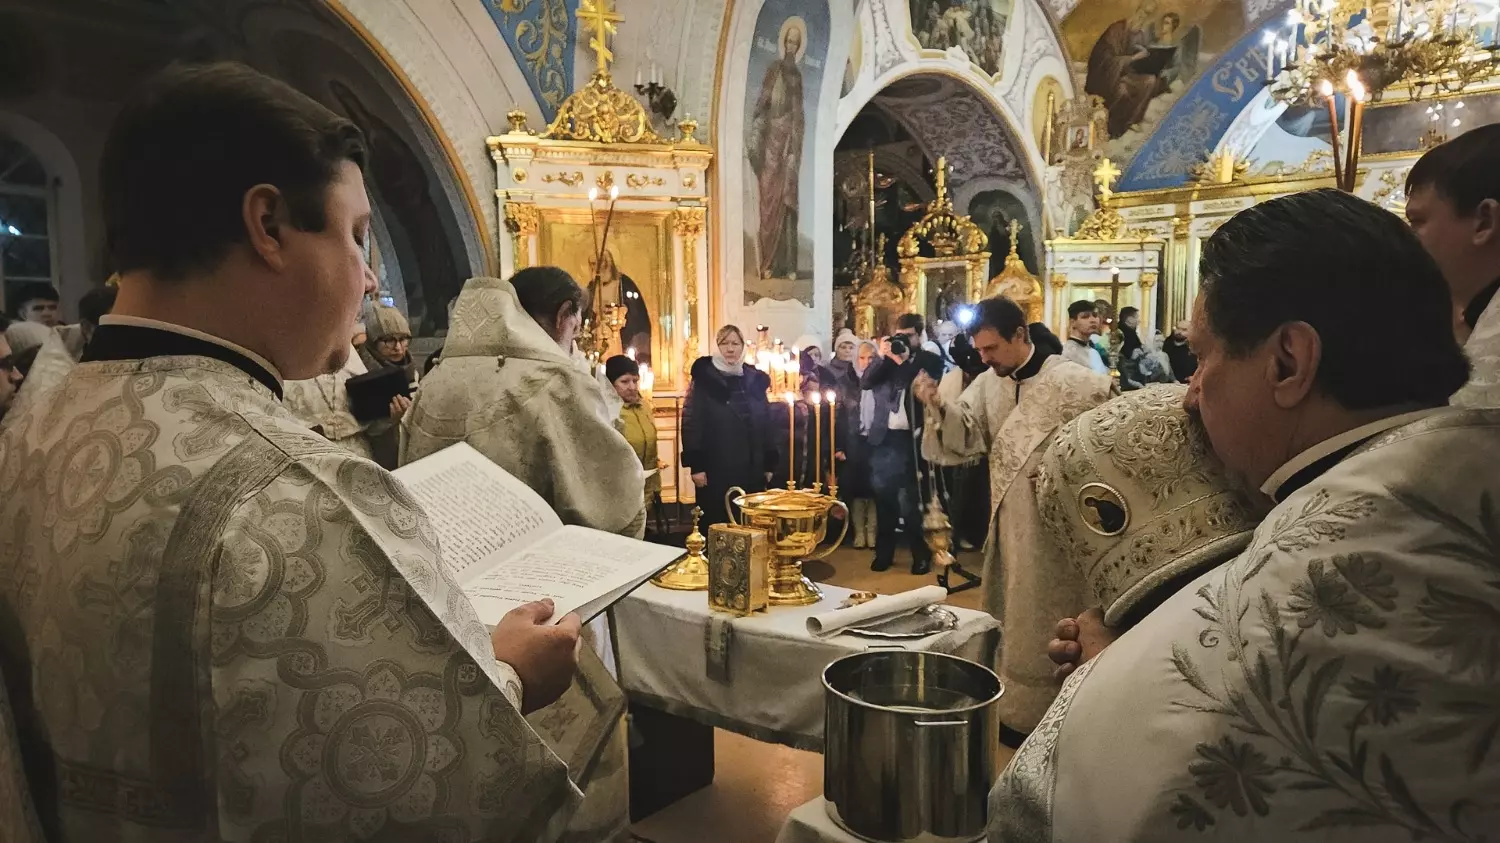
<box><xmin>393</xmin><ymin>442</ymin><xmax>683</xmax><ymax>625</ymax></box>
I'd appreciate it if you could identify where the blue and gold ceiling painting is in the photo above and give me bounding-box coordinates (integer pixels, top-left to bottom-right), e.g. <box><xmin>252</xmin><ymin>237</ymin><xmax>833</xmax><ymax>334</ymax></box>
<box><xmin>485</xmin><ymin>0</ymin><xmax>581</xmax><ymax>121</ymax></box>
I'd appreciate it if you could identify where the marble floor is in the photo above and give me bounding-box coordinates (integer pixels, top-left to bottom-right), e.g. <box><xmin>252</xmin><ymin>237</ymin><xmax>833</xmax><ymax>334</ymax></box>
<box><xmin>628</xmin><ymin>544</ymin><xmax>995</xmax><ymax>843</ymax></box>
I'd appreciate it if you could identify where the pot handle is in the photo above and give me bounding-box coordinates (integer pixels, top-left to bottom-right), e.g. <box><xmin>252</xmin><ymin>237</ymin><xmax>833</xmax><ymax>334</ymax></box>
<box><xmin>913</xmin><ymin>720</ymin><xmax>970</xmax><ymax>727</ymax></box>
<box><xmin>724</xmin><ymin>486</ymin><xmax>747</xmax><ymax>526</ymax></box>
<box><xmin>808</xmin><ymin>499</ymin><xmax>851</xmax><ymax>560</ymax></box>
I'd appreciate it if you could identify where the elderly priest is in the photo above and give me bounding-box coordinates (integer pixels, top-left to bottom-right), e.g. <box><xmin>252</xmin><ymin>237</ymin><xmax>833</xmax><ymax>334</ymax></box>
<box><xmin>990</xmin><ymin>190</ymin><xmax>1500</xmax><ymax>841</ymax></box>
<box><xmin>0</xmin><ymin>63</ymin><xmax>584</xmax><ymax>840</ymax></box>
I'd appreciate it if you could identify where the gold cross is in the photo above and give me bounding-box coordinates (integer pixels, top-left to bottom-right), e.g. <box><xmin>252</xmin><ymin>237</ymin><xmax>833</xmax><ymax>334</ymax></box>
<box><xmin>1093</xmin><ymin>157</ymin><xmax>1121</xmax><ymax>205</ymax></box>
<box><xmin>934</xmin><ymin>156</ymin><xmax>949</xmax><ymax>201</ymax></box>
<box><xmin>1007</xmin><ymin>218</ymin><xmax>1021</xmax><ymax>253</ymax></box>
<box><xmin>577</xmin><ymin>0</ymin><xmax>623</xmax><ymax>74</ymax></box>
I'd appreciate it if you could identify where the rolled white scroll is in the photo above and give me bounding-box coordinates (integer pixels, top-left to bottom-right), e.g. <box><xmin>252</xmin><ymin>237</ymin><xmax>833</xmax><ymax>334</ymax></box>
<box><xmin>806</xmin><ymin>585</ymin><xmax>949</xmax><ymax>636</ymax></box>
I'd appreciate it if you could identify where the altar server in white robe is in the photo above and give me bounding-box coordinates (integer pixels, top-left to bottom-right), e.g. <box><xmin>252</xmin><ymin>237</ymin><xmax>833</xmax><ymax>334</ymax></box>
<box><xmin>282</xmin><ymin>320</ymin><xmax>375</xmax><ymax>459</ymax></box>
<box><xmin>914</xmin><ymin>295</ymin><xmax>1113</xmax><ymax>742</ymax></box>
<box><xmin>0</xmin><ymin>62</ymin><xmax>585</xmax><ymax>841</ymax></box>
<box><xmin>1406</xmin><ymin>123</ymin><xmax>1500</xmax><ymax>407</ymax></box>
<box><xmin>990</xmin><ymin>189</ymin><xmax>1497</xmax><ymax>842</ymax></box>
<box><xmin>401</xmin><ymin>267</ymin><xmax>645</xmax><ymax>842</ymax></box>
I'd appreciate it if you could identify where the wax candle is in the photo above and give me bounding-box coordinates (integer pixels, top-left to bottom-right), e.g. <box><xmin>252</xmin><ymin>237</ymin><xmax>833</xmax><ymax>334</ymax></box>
<box><xmin>810</xmin><ymin>391</ymin><xmax>822</xmax><ymax>491</ymax></box>
<box><xmin>784</xmin><ymin>391</ymin><xmax>796</xmax><ymax>487</ymax></box>
<box><xmin>825</xmin><ymin>389</ymin><xmax>838</xmax><ymax>491</ymax></box>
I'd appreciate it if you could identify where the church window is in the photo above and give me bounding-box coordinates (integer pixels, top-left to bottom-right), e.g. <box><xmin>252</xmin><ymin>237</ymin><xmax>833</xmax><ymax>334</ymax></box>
<box><xmin>0</xmin><ymin>134</ymin><xmax>56</xmax><ymax>307</ymax></box>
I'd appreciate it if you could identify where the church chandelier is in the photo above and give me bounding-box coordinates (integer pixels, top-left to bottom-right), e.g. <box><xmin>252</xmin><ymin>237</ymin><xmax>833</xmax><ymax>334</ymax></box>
<box><xmin>1262</xmin><ymin>0</ymin><xmax>1500</xmax><ymax>190</ymax></box>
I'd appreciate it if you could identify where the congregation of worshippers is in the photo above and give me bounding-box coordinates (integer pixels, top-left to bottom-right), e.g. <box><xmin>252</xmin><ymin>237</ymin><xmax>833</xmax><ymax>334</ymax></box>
<box><xmin>3</xmin><ymin>61</ymin><xmax>1500</xmax><ymax>843</ymax></box>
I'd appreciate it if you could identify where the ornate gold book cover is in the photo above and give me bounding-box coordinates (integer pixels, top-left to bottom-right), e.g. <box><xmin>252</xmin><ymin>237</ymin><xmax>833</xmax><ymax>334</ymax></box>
<box><xmin>707</xmin><ymin>524</ymin><xmax>770</xmax><ymax>616</ymax></box>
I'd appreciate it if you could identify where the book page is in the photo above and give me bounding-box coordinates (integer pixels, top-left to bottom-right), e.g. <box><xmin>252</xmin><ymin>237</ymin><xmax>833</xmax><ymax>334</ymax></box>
<box><xmin>462</xmin><ymin>525</ymin><xmax>683</xmax><ymax>625</ymax></box>
<box><xmin>392</xmin><ymin>442</ymin><xmax>563</xmax><ymax>580</ymax></box>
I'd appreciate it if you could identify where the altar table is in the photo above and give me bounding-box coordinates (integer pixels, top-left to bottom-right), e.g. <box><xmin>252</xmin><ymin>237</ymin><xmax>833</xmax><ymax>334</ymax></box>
<box><xmin>614</xmin><ymin>581</ymin><xmax>1000</xmax><ymax>750</ymax></box>
<box><xmin>775</xmin><ymin>797</ymin><xmax>868</xmax><ymax>843</ymax></box>
<box><xmin>614</xmin><ymin>582</ymin><xmax>1000</xmax><ymax>820</ymax></box>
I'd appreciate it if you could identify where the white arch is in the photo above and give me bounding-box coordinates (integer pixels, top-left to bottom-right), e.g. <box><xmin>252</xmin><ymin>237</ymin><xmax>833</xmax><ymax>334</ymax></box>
<box><xmin>715</xmin><ymin>0</ymin><xmax>855</xmax><ymax>345</ymax></box>
<box><xmin>0</xmin><ymin>111</ymin><xmax>88</xmax><ymax>318</ymax></box>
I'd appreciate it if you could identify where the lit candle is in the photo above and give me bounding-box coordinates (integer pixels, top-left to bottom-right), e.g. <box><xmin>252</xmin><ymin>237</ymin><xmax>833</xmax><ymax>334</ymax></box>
<box><xmin>1262</xmin><ymin>32</ymin><xmax>1276</xmax><ymax>81</ymax></box>
<box><xmin>626</xmin><ymin>346</ymin><xmax>636</xmax><ymax>361</ymax></box>
<box><xmin>640</xmin><ymin>364</ymin><xmax>654</xmax><ymax>402</ymax></box>
<box><xmin>825</xmin><ymin>389</ymin><xmax>838</xmax><ymax>491</ymax></box>
<box><xmin>636</xmin><ymin>66</ymin><xmax>643</xmax><ymax>86</ymax></box>
<box><xmin>809</xmin><ymin>391</ymin><xmax>822</xmax><ymax>491</ymax></box>
<box><xmin>1320</xmin><ymin>79</ymin><xmax>1345</xmax><ymax>190</ymax></box>
<box><xmin>1347</xmin><ymin>72</ymin><xmax>1366</xmax><ymax>191</ymax></box>
<box><xmin>784</xmin><ymin>391</ymin><xmax>796</xmax><ymax>487</ymax></box>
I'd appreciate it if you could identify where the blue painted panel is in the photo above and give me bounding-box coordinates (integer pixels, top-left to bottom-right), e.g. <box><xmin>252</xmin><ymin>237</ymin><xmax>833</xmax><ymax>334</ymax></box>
<box><xmin>1119</xmin><ymin>14</ymin><xmax>1290</xmax><ymax>192</ymax></box>
<box><xmin>483</xmin><ymin>0</ymin><xmax>582</xmax><ymax>122</ymax></box>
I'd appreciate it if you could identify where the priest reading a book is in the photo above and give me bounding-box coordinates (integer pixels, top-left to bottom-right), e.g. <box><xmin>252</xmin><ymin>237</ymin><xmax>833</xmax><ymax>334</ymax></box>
<box><xmin>0</xmin><ymin>63</ymin><xmax>608</xmax><ymax>841</ymax></box>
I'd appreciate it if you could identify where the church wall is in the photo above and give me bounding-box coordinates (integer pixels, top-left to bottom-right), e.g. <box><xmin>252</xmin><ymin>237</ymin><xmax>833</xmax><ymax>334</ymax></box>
<box><xmin>329</xmin><ymin>0</ymin><xmax>547</xmax><ymax>277</ymax></box>
<box><xmin>714</xmin><ymin>0</ymin><xmax>853</xmax><ymax>349</ymax></box>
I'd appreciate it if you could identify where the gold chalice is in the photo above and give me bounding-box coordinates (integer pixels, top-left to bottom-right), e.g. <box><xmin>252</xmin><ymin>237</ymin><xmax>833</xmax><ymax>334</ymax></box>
<box><xmin>725</xmin><ymin>485</ymin><xmax>849</xmax><ymax>606</ymax></box>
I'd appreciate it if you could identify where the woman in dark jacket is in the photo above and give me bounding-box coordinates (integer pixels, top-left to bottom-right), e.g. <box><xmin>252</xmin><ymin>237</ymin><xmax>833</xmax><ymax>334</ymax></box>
<box><xmin>681</xmin><ymin>324</ymin><xmax>777</xmax><ymax>526</ymax></box>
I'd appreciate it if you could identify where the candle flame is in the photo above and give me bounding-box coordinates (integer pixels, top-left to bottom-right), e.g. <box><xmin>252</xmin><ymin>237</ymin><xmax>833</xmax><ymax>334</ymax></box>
<box><xmin>1318</xmin><ymin>78</ymin><xmax>1334</xmax><ymax>97</ymax></box>
<box><xmin>588</xmin><ymin>187</ymin><xmax>600</xmax><ymax>201</ymax></box>
<box><xmin>626</xmin><ymin>346</ymin><xmax>636</xmax><ymax>360</ymax></box>
<box><xmin>609</xmin><ymin>185</ymin><xmax>619</xmax><ymax>200</ymax></box>
<box><xmin>824</xmin><ymin>390</ymin><xmax>837</xmax><ymax>404</ymax></box>
<box><xmin>809</xmin><ymin>391</ymin><xmax>821</xmax><ymax>405</ymax></box>
<box><xmin>784</xmin><ymin>391</ymin><xmax>796</xmax><ymax>405</ymax></box>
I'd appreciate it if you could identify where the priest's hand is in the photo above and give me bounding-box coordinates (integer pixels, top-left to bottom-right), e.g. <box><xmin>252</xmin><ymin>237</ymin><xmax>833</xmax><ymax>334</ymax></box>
<box><xmin>1047</xmin><ymin>608</ymin><xmax>1117</xmax><ymax>680</ymax></box>
<box><xmin>912</xmin><ymin>371</ymin><xmax>941</xmax><ymax>408</ymax></box>
<box><xmin>491</xmin><ymin>599</ymin><xmax>582</xmax><ymax>714</ymax></box>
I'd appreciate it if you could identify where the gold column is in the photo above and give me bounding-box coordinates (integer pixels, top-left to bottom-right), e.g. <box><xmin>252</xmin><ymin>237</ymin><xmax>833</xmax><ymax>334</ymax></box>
<box><xmin>1139</xmin><ymin>269</ymin><xmax>1159</xmax><ymax>334</ymax></box>
<box><xmin>1166</xmin><ymin>216</ymin><xmax>1192</xmax><ymax>328</ymax></box>
<box><xmin>504</xmin><ymin>202</ymin><xmax>539</xmax><ymax>272</ymax></box>
<box><xmin>1050</xmin><ymin>272</ymin><xmax>1070</xmax><ymax>336</ymax></box>
<box><xmin>673</xmin><ymin>207</ymin><xmax>707</xmax><ymax>372</ymax></box>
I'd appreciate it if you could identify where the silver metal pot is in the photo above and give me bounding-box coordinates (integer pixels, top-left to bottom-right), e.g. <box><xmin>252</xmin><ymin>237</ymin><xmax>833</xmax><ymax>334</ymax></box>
<box><xmin>823</xmin><ymin>651</ymin><xmax>1003</xmax><ymax>843</ymax></box>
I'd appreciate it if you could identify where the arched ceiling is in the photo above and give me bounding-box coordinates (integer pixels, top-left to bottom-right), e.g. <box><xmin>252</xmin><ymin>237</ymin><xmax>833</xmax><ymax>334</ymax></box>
<box><xmin>869</xmin><ymin>74</ymin><xmax>1027</xmax><ymax>186</ymax></box>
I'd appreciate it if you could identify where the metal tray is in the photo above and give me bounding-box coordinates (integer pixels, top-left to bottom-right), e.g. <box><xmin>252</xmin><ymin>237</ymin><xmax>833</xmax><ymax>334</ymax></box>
<box><xmin>844</xmin><ymin>605</ymin><xmax>959</xmax><ymax>640</ymax></box>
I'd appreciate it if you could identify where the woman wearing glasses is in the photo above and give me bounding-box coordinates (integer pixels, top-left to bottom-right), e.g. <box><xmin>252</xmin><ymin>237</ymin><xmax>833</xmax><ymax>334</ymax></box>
<box><xmin>358</xmin><ymin>304</ymin><xmax>418</xmax><ymax>467</ymax></box>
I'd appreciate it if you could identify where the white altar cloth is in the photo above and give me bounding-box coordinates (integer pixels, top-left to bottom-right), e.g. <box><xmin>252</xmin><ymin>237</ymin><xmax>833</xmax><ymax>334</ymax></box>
<box><xmin>775</xmin><ymin>797</ymin><xmax>866</xmax><ymax>843</ymax></box>
<box><xmin>613</xmin><ymin>582</ymin><xmax>1000</xmax><ymax>750</ymax></box>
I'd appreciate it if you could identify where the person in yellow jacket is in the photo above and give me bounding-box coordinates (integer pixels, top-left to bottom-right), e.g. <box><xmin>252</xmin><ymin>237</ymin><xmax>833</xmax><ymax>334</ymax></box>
<box><xmin>606</xmin><ymin>354</ymin><xmax>661</xmax><ymax>508</ymax></box>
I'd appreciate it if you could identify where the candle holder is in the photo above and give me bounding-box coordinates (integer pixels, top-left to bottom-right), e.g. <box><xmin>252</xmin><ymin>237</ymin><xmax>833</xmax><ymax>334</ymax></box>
<box><xmin>725</xmin><ymin>486</ymin><xmax>848</xmax><ymax>606</ymax></box>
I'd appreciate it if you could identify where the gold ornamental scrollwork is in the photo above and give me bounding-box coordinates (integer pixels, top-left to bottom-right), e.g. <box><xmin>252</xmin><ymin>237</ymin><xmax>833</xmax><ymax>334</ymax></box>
<box><xmin>596</xmin><ymin>171</ymin><xmax>615</xmax><ymax>191</ymax></box>
<box><xmin>504</xmin><ymin>202</ymin><xmax>540</xmax><ymax>270</ymax></box>
<box><xmin>674</xmin><ymin>207</ymin><xmax>707</xmax><ymax>364</ymax></box>
<box><xmin>543</xmin><ymin>171</ymin><xmax>584</xmax><ymax>186</ymax></box>
<box><xmin>627</xmin><ymin>173</ymin><xmax>665</xmax><ymax>189</ymax></box>
<box><xmin>1072</xmin><ymin>206</ymin><xmax>1127</xmax><ymax>241</ymax></box>
<box><xmin>1139</xmin><ymin>270</ymin><xmax>1159</xmax><ymax>290</ymax></box>
<box><xmin>542</xmin><ymin>71</ymin><xmax>663</xmax><ymax>144</ymax></box>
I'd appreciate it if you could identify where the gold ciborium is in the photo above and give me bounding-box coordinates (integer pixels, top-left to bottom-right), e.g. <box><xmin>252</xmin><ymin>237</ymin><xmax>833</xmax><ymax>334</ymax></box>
<box><xmin>651</xmin><ymin>507</ymin><xmax>709</xmax><ymax>590</ymax></box>
<box><xmin>725</xmin><ymin>485</ymin><xmax>849</xmax><ymax>606</ymax></box>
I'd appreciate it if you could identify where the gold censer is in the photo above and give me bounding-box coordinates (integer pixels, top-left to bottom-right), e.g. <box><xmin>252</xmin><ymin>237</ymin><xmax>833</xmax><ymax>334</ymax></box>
<box><xmin>724</xmin><ymin>486</ymin><xmax>848</xmax><ymax>606</ymax></box>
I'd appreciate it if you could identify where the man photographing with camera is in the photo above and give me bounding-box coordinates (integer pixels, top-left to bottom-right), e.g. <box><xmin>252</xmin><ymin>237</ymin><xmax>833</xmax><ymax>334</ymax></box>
<box><xmin>860</xmin><ymin>313</ymin><xmax>945</xmax><ymax>574</ymax></box>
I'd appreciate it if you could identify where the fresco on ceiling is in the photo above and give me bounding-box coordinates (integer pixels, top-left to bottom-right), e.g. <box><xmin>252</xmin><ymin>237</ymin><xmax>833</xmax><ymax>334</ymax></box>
<box><xmin>843</xmin><ymin>16</ymin><xmax>862</xmax><ymax>96</ymax></box>
<box><xmin>483</xmin><ymin>0</ymin><xmax>579</xmax><ymax>121</ymax></box>
<box><xmin>910</xmin><ymin>0</ymin><xmax>1012</xmax><ymax>76</ymax></box>
<box><xmin>1064</xmin><ymin>0</ymin><xmax>1245</xmax><ymax>162</ymax></box>
<box><xmin>743</xmin><ymin>0</ymin><xmax>830</xmax><ymax>307</ymax></box>
<box><xmin>1117</xmin><ymin>13</ymin><xmax>1284</xmax><ymax>192</ymax></box>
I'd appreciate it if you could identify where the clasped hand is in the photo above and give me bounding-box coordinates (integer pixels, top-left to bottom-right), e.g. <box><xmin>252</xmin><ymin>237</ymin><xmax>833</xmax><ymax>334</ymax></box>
<box><xmin>1047</xmin><ymin>607</ymin><xmax>1119</xmax><ymax>680</ymax></box>
<box><xmin>912</xmin><ymin>371</ymin><xmax>942</xmax><ymax>408</ymax></box>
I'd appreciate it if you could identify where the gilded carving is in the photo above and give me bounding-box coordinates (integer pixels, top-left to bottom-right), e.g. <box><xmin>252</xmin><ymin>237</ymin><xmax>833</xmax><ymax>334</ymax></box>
<box><xmin>596</xmin><ymin>171</ymin><xmax>615</xmax><ymax>191</ymax></box>
<box><xmin>626</xmin><ymin>173</ymin><xmax>665</xmax><ymax>189</ymax></box>
<box><xmin>504</xmin><ymin>202</ymin><xmax>540</xmax><ymax>270</ymax></box>
<box><xmin>682</xmin><ymin>172</ymin><xmax>698</xmax><ymax>189</ymax></box>
<box><xmin>674</xmin><ymin>207</ymin><xmax>706</xmax><ymax>365</ymax></box>
<box><xmin>541</xmin><ymin>71</ymin><xmax>663</xmax><ymax>144</ymax></box>
<box><xmin>542</xmin><ymin>171</ymin><xmax>584</xmax><ymax>186</ymax></box>
<box><xmin>512</xmin><ymin>168</ymin><xmax>528</xmax><ymax>183</ymax></box>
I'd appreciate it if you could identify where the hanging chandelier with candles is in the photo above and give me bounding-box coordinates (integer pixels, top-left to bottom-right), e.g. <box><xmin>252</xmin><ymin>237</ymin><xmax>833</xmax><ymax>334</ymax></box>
<box><xmin>1264</xmin><ymin>0</ymin><xmax>1499</xmax><ymax>105</ymax></box>
<box><xmin>1260</xmin><ymin>0</ymin><xmax>1500</xmax><ymax>190</ymax></box>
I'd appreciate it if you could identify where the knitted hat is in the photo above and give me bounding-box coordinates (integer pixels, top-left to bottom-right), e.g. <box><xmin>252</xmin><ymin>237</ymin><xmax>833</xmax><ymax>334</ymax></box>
<box><xmin>367</xmin><ymin>305</ymin><xmax>411</xmax><ymax>342</ymax></box>
<box><xmin>834</xmin><ymin>329</ymin><xmax>858</xmax><ymax>350</ymax></box>
<box><xmin>605</xmin><ymin>354</ymin><xmax>639</xmax><ymax>383</ymax></box>
<box><xmin>1036</xmin><ymin>384</ymin><xmax>1265</xmax><ymax>628</ymax></box>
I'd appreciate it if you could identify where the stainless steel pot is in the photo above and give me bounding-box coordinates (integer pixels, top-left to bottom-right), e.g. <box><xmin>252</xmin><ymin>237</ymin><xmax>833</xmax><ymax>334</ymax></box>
<box><xmin>823</xmin><ymin>651</ymin><xmax>1003</xmax><ymax>843</ymax></box>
